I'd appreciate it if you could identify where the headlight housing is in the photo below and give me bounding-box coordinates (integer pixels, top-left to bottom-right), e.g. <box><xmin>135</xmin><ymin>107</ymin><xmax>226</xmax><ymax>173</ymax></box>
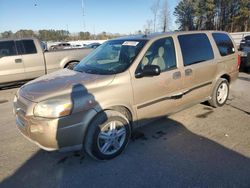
<box><xmin>13</xmin><ymin>95</ymin><xmax>17</xmax><ymax>103</ymax></box>
<box><xmin>34</xmin><ymin>98</ymin><xmax>72</xmax><ymax>118</ymax></box>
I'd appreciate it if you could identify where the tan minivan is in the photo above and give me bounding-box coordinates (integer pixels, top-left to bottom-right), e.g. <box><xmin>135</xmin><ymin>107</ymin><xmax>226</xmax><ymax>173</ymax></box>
<box><xmin>14</xmin><ymin>31</ymin><xmax>240</xmax><ymax>160</ymax></box>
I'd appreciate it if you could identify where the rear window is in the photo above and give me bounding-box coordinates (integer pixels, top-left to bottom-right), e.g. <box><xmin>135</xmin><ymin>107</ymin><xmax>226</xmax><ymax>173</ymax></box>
<box><xmin>22</xmin><ymin>40</ymin><xmax>37</xmax><ymax>54</ymax></box>
<box><xmin>178</xmin><ymin>33</ymin><xmax>214</xmax><ymax>66</ymax></box>
<box><xmin>212</xmin><ymin>33</ymin><xmax>235</xmax><ymax>56</ymax></box>
<box><xmin>0</xmin><ymin>41</ymin><xmax>17</xmax><ymax>57</ymax></box>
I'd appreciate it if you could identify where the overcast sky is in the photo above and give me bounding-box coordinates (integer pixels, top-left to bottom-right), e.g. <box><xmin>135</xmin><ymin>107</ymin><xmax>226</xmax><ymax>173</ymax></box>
<box><xmin>0</xmin><ymin>0</ymin><xmax>178</xmax><ymax>34</ymax></box>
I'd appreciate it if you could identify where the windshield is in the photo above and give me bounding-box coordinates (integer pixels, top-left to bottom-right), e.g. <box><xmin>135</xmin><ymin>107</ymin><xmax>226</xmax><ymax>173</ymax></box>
<box><xmin>74</xmin><ymin>39</ymin><xmax>147</xmax><ymax>75</ymax></box>
<box><xmin>245</xmin><ymin>36</ymin><xmax>250</xmax><ymax>41</ymax></box>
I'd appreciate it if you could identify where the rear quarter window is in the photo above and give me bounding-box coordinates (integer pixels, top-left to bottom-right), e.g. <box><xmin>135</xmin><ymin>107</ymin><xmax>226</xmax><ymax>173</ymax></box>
<box><xmin>212</xmin><ymin>33</ymin><xmax>235</xmax><ymax>56</ymax></box>
<box><xmin>0</xmin><ymin>41</ymin><xmax>17</xmax><ymax>57</ymax></box>
<box><xmin>178</xmin><ymin>33</ymin><xmax>214</xmax><ymax>66</ymax></box>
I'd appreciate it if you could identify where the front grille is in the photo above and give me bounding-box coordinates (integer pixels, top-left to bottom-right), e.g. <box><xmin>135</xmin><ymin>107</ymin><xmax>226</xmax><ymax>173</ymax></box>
<box><xmin>16</xmin><ymin>97</ymin><xmax>28</xmax><ymax>113</ymax></box>
<box><xmin>17</xmin><ymin>110</ymin><xmax>26</xmax><ymax>127</ymax></box>
<box><xmin>14</xmin><ymin>95</ymin><xmax>30</xmax><ymax>127</ymax></box>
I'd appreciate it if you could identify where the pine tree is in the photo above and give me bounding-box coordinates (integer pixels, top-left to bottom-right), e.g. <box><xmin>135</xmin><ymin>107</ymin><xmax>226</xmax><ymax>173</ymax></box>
<box><xmin>174</xmin><ymin>0</ymin><xmax>196</xmax><ymax>31</ymax></box>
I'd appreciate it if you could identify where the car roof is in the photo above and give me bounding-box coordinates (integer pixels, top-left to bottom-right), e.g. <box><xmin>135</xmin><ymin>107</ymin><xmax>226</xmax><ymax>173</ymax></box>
<box><xmin>0</xmin><ymin>37</ymin><xmax>38</xmax><ymax>42</ymax></box>
<box><xmin>111</xmin><ymin>30</ymin><xmax>229</xmax><ymax>41</ymax></box>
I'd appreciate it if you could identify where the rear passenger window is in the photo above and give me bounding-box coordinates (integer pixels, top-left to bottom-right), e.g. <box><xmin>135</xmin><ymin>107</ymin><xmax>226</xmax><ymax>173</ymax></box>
<box><xmin>22</xmin><ymin>40</ymin><xmax>37</xmax><ymax>54</ymax></box>
<box><xmin>212</xmin><ymin>33</ymin><xmax>235</xmax><ymax>56</ymax></box>
<box><xmin>0</xmin><ymin>41</ymin><xmax>17</xmax><ymax>57</ymax></box>
<box><xmin>178</xmin><ymin>33</ymin><xmax>214</xmax><ymax>66</ymax></box>
<box><xmin>138</xmin><ymin>37</ymin><xmax>176</xmax><ymax>72</ymax></box>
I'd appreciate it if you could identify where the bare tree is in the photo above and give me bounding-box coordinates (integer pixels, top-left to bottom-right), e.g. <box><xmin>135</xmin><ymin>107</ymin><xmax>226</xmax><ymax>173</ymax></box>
<box><xmin>143</xmin><ymin>19</ymin><xmax>153</xmax><ymax>34</ymax></box>
<box><xmin>151</xmin><ymin>0</ymin><xmax>160</xmax><ymax>32</ymax></box>
<box><xmin>159</xmin><ymin>0</ymin><xmax>171</xmax><ymax>32</ymax></box>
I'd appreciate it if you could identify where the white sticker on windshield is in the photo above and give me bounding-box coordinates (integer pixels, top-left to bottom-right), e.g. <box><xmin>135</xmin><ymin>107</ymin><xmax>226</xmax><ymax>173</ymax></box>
<box><xmin>122</xmin><ymin>41</ymin><xmax>139</xmax><ymax>46</ymax></box>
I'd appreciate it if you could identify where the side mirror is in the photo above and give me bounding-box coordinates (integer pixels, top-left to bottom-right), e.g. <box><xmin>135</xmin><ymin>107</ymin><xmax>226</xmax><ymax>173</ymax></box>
<box><xmin>135</xmin><ymin>64</ymin><xmax>161</xmax><ymax>78</ymax></box>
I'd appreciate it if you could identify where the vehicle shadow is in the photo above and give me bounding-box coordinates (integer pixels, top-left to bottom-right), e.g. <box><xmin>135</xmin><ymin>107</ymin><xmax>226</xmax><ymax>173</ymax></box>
<box><xmin>0</xmin><ymin>83</ymin><xmax>25</xmax><ymax>90</ymax></box>
<box><xmin>1</xmin><ymin>119</ymin><xmax>250</xmax><ymax>187</ymax></box>
<box><xmin>1</xmin><ymin>82</ymin><xmax>250</xmax><ymax>188</ymax></box>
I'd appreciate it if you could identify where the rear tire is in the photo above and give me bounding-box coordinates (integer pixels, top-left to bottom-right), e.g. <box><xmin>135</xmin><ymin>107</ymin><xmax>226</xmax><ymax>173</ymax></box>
<box><xmin>84</xmin><ymin>110</ymin><xmax>131</xmax><ymax>160</ymax></box>
<box><xmin>66</xmin><ymin>62</ymin><xmax>78</xmax><ymax>70</ymax></box>
<box><xmin>208</xmin><ymin>78</ymin><xmax>229</xmax><ymax>108</ymax></box>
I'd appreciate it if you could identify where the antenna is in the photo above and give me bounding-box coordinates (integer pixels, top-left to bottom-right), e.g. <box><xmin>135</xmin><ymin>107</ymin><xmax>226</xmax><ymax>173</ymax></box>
<box><xmin>81</xmin><ymin>0</ymin><xmax>85</xmax><ymax>31</ymax></box>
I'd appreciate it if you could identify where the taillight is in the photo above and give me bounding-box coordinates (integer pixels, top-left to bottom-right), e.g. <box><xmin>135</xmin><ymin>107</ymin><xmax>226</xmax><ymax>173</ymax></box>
<box><xmin>237</xmin><ymin>54</ymin><xmax>241</xmax><ymax>69</ymax></box>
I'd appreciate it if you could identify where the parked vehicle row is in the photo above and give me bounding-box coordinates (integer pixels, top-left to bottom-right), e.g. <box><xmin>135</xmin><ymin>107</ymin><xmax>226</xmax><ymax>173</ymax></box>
<box><xmin>239</xmin><ymin>35</ymin><xmax>250</xmax><ymax>72</ymax></box>
<box><xmin>14</xmin><ymin>31</ymin><xmax>239</xmax><ymax>160</ymax></box>
<box><xmin>49</xmin><ymin>42</ymin><xmax>72</xmax><ymax>51</ymax></box>
<box><xmin>0</xmin><ymin>38</ymin><xmax>92</xmax><ymax>87</ymax></box>
<box><xmin>239</xmin><ymin>35</ymin><xmax>250</xmax><ymax>51</ymax></box>
<box><xmin>48</xmin><ymin>42</ymin><xmax>101</xmax><ymax>51</ymax></box>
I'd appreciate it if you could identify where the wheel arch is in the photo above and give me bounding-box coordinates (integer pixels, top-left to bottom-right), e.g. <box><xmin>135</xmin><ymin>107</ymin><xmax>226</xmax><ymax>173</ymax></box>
<box><xmin>64</xmin><ymin>60</ymin><xmax>80</xmax><ymax>68</ymax></box>
<box><xmin>106</xmin><ymin>105</ymin><xmax>133</xmax><ymax>125</ymax></box>
<box><xmin>91</xmin><ymin>104</ymin><xmax>134</xmax><ymax>128</ymax></box>
<box><xmin>220</xmin><ymin>74</ymin><xmax>231</xmax><ymax>84</ymax></box>
<box><xmin>83</xmin><ymin>105</ymin><xmax>134</xmax><ymax>141</ymax></box>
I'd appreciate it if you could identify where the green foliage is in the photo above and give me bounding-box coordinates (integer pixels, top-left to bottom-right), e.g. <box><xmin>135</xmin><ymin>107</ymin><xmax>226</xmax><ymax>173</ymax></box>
<box><xmin>79</xmin><ymin>32</ymin><xmax>91</xmax><ymax>40</ymax></box>
<box><xmin>174</xmin><ymin>0</ymin><xmax>195</xmax><ymax>31</ymax></box>
<box><xmin>38</xmin><ymin>30</ymin><xmax>69</xmax><ymax>41</ymax></box>
<box><xmin>15</xmin><ymin>30</ymin><xmax>35</xmax><ymax>38</ymax></box>
<box><xmin>0</xmin><ymin>29</ymin><xmax>121</xmax><ymax>41</ymax></box>
<box><xmin>174</xmin><ymin>0</ymin><xmax>250</xmax><ymax>32</ymax></box>
<box><xmin>0</xmin><ymin>31</ymin><xmax>13</xmax><ymax>38</ymax></box>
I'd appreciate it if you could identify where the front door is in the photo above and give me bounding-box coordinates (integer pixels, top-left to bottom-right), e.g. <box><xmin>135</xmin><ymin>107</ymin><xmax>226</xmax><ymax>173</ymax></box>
<box><xmin>0</xmin><ymin>40</ymin><xmax>25</xmax><ymax>84</ymax></box>
<box><xmin>16</xmin><ymin>39</ymin><xmax>46</xmax><ymax>80</ymax></box>
<box><xmin>131</xmin><ymin>37</ymin><xmax>183</xmax><ymax>124</ymax></box>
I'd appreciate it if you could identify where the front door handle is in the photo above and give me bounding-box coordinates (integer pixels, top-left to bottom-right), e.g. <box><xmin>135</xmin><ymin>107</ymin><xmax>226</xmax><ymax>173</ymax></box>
<box><xmin>173</xmin><ymin>71</ymin><xmax>181</xmax><ymax>80</ymax></box>
<box><xmin>185</xmin><ymin>68</ymin><xmax>193</xmax><ymax>76</ymax></box>
<box><xmin>15</xmin><ymin>58</ymin><xmax>22</xmax><ymax>63</ymax></box>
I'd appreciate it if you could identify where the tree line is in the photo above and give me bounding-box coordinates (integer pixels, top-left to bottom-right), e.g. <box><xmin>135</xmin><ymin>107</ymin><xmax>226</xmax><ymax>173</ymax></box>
<box><xmin>1</xmin><ymin>0</ymin><xmax>249</xmax><ymax>41</ymax></box>
<box><xmin>0</xmin><ymin>29</ymin><xmax>121</xmax><ymax>41</ymax></box>
<box><xmin>144</xmin><ymin>0</ymin><xmax>249</xmax><ymax>33</ymax></box>
<box><xmin>174</xmin><ymin>0</ymin><xmax>250</xmax><ymax>32</ymax></box>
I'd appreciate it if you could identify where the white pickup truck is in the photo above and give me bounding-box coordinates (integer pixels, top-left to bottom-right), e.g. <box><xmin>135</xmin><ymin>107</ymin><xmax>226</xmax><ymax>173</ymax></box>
<box><xmin>0</xmin><ymin>38</ymin><xmax>92</xmax><ymax>87</ymax></box>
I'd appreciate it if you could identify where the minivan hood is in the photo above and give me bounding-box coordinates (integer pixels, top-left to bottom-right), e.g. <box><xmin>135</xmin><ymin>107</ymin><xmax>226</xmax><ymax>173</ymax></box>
<box><xmin>19</xmin><ymin>69</ymin><xmax>115</xmax><ymax>102</ymax></box>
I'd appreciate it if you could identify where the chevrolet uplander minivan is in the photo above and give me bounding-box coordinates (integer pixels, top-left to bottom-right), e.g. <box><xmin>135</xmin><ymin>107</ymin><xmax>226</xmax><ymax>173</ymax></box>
<box><xmin>14</xmin><ymin>31</ymin><xmax>240</xmax><ymax>160</ymax></box>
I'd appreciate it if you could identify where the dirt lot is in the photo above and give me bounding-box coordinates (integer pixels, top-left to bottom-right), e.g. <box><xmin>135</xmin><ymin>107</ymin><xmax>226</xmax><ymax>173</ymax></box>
<box><xmin>0</xmin><ymin>73</ymin><xmax>250</xmax><ymax>188</ymax></box>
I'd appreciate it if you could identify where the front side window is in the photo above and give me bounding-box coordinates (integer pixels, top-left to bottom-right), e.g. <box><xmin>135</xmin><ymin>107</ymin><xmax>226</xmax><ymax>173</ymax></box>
<box><xmin>0</xmin><ymin>41</ymin><xmax>17</xmax><ymax>57</ymax></box>
<box><xmin>212</xmin><ymin>33</ymin><xmax>235</xmax><ymax>56</ymax></box>
<box><xmin>178</xmin><ymin>33</ymin><xmax>214</xmax><ymax>66</ymax></box>
<box><xmin>137</xmin><ymin>37</ymin><xmax>177</xmax><ymax>72</ymax></box>
<box><xmin>75</xmin><ymin>39</ymin><xmax>147</xmax><ymax>75</ymax></box>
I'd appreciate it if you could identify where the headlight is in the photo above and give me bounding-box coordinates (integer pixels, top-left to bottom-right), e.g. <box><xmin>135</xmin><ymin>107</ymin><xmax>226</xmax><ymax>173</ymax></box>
<box><xmin>13</xmin><ymin>95</ymin><xmax>17</xmax><ymax>114</ymax></box>
<box><xmin>13</xmin><ymin>95</ymin><xmax>17</xmax><ymax>103</ymax></box>
<box><xmin>34</xmin><ymin>98</ymin><xmax>72</xmax><ymax>118</ymax></box>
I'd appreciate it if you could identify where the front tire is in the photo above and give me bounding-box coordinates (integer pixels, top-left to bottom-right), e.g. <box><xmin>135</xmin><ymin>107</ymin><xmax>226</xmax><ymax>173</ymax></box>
<box><xmin>208</xmin><ymin>78</ymin><xmax>229</xmax><ymax>107</ymax></box>
<box><xmin>84</xmin><ymin>110</ymin><xmax>131</xmax><ymax>160</ymax></box>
